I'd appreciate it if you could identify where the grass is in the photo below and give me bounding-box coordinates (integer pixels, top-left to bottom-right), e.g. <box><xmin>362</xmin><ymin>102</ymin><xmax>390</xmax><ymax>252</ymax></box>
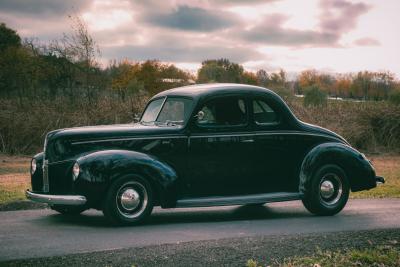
<box><xmin>351</xmin><ymin>155</ymin><xmax>400</xmax><ymax>198</ymax></box>
<box><xmin>0</xmin><ymin>155</ymin><xmax>31</xmax><ymax>204</ymax></box>
<box><xmin>0</xmin><ymin>154</ymin><xmax>398</xmax><ymax>205</ymax></box>
<box><xmin>247</xmin><ymin>245</ymin><xmax>400</xmax><ymax>267</ymax></box>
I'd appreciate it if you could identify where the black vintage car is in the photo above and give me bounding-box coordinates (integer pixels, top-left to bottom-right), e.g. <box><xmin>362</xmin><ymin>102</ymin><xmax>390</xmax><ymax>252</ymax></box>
<box><xmin>26</xmin><ymin>83</ymin><xmax>384</xmax><ymax>225</ymax></box>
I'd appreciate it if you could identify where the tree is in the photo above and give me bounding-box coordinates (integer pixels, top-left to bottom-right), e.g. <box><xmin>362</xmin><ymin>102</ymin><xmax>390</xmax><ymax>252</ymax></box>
<box><xmin>50</xmin><ymin>14</ymin><xmax>101</xmax><ymax>102</ymax></box>
<box><xmin>256</xmin><ymin>69</ymin><xmax>269</xmax><ymax>87</ymax></box>
<box><xmin>197</xmin><ymin>59</ymin><xmax>244</xmax><ymax>83</ymax></box>
<box><xmin>333</xmin><ymin>74</ymin><xmax>352</xmax><ymax>98</ymax></box>
<box><xmin>298</xmin><ymin>69</ymin><xmax>319</xmax><ymax>90</ymax></box>
<box><xmin>0</xmin><ymin>23</ymin><xmax>21</xmax><ymax>52</ymax></box>
<box><xmin>241</xmin><ymin>71</ymin><xmax>258</xmax><ymax>85</ymax></box>
<box><xmin>109</xmin><ymin>59</ymin><xmax>192</xmax><ymax>97</ymax></box>
<box><xmin>268</xmin><ymin>69</ymin><xmax>286</xmax><ymax>89</ymax></box>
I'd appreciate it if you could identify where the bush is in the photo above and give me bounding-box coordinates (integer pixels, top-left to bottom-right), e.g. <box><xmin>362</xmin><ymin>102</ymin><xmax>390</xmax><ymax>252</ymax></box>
<box><xmin>389</xmin><ymin>89</ymin><xmax>400</xmax><ymax>106</ymax></box>
<box><xmin>1</xmin><ymin>92</ymin><xmax>400</xmax><ymax>155</ymax></box>
<box><xmin>0</xmin><ymin>94</ymin><xmax>149</xmax><ymax>154</ymax></box>
<box><xmin>288</xmin><ymin>98</ymin><xmax>400</xmax><ymax>153</ymax></box>
<box><xmin>271</xmin><ymin>86</ymin><xmax>293</xmax><ymax>101</ymax></box>
<box><xmin>303</xmin><ymin>85</ymin><xmax>327</xmax><ymax>107</ymax></box>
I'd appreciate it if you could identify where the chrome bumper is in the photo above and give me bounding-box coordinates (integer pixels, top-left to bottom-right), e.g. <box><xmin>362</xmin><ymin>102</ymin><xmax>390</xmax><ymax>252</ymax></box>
<box><xmin>376</xmin><ymin>176</ymin><xmax>385</xmax><ymax>185</ymax></box>
<box><xmin>26</xmin><ymin>190</ymin><xmax>87</xmax><ymax>206</ymax></box>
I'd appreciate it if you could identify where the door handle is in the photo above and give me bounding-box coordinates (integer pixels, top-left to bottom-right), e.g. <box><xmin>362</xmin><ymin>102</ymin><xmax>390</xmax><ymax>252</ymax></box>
<box><xmin>241</xmin><ymin>139</ymin><xmax>254</xmax><ymax>143</ymax></box>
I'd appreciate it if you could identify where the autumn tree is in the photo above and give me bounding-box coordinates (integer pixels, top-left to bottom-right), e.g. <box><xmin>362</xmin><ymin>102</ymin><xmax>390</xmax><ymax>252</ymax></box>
<box><xmin>241</xmin><ymin>71</ymin><xmax>258</xmax><ymax>85</ymax></box>
<box><xmin>197</xmin><ymin>59</ymin><xmax>244</xmax><ymax>83</ymax></box>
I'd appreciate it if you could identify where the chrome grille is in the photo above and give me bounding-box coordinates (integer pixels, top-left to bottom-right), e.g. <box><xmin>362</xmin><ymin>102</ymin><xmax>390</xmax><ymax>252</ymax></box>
<box><xmin>42</xmin><ymin>160</ymin><xmax>49</xmax><ymax>192</ymax></box>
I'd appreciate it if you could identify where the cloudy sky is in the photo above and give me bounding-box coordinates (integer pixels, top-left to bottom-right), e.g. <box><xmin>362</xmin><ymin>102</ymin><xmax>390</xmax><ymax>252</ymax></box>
<box><xmin>1</xmin><ymin>0</ymin><xmax>399</xmax><ymax>76</ymax></box>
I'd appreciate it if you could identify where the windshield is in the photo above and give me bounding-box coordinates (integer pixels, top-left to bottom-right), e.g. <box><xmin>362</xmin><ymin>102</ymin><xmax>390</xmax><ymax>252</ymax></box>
<box><xmin>140</xmin><ymin>97</ymin><xmax>193</xmax><ymax>126</ymax></box>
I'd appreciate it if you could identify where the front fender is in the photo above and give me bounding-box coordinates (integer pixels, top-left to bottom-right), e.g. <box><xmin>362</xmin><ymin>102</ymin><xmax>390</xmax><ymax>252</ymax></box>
<box><xmin>299</xmin><ymin>143</ymin><xmax>376</xmax><ymax>194</ymax></box>
<box><xmin>75</xmin><ymin>150</ymin><xmax>178</xmax><ymax>208</ymax></box>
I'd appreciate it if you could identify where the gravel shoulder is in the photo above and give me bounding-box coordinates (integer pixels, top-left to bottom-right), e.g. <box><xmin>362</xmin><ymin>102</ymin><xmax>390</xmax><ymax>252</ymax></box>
<box><xmin>1</xmin><ymin>229</ymin><xmax>399</xmax><ymax>267</ymax></box>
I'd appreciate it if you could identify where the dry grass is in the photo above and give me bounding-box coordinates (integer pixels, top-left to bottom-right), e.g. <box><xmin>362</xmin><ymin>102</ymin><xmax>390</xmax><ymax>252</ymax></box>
<box><xmin>0</xmin><ymin>95</ymin><xmax>148</xmax><ymax>154</ymax></box>
<box><xmin>1</xmin><ymin>95</ymin><xmax>400</xmax><ymax>155</ymax></box>
<box><xmin>0</xmin><ymin>155</ymin><xmax>30</xmax><ymax>204</ymax></box>
<box><xmin>352</xmin><ymin>155</ymin><xmax>400</xmax><ymax>198</ymax></box>
<box><xmin>287</xmin><ymin>98</ymin><xmax>400</xmax><ymax>154</ymax></box>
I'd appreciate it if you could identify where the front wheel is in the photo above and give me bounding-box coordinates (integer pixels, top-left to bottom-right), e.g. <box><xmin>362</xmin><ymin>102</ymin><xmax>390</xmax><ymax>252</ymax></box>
<box><xmin>302</xmin><ymin>164</ymin><xmax>350</xmax><ymax>216</ymax></box>
<box><xmin>103</xmin><ymin>176</ymin><xmax>154</xmax><ymax>225</ymax></box>
<box><xmin>51</xmin><ymin>205</ymin><xmax>87</xmax><ymax>215</ymax></box>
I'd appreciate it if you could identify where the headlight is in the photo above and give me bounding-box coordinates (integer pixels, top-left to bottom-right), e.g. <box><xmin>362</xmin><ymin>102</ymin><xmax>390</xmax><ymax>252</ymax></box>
<box><xmin>72</xmin><ymin>162</ymin><xmax>80</xmax><ymax>180</ymax></box>
<box><xmin>31</xmin><ymin>159</ymin><xmax>37</xmax><ymax>175</ymax></box>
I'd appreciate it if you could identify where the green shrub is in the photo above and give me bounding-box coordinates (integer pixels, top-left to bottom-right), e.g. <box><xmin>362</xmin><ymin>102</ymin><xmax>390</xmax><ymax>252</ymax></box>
<box><xmin>389</xmin><ymin>89</ymin><xmax>400</xmax><ymax>106</ymax></box>
<box><xmin>303</xmin><ymin>85</ymin><xmax>327</xmax><ymax>107</ymax></box>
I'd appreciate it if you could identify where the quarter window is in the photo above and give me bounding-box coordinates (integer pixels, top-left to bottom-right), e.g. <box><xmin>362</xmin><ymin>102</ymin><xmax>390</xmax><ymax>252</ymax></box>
<box><xmin>197</xmin><ymin>97</ymin><xmax>247</xmax><ymax>126</ymax></box>
<box><xmin>252</xmin><ymin>99</ymin><xmax>279</xmax><ymax>124</ymax></box>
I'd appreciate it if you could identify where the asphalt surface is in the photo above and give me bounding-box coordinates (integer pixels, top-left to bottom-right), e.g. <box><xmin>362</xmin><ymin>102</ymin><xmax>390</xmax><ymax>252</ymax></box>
<box><xmin>0</xmin><ymin>199</ymin><xmax>399</xmax><ymax>261</ymax></box>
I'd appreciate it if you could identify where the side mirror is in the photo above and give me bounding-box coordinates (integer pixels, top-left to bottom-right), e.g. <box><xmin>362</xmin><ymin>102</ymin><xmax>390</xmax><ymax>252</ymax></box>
<box><xmin>133</xmin><ymin>113</ymin><xmax>140</xmax><ymax>123</ymax></box>
<box><xmin>195</xmin><ymin>110</ymin><xmax>205</xmax><ymax>121</ymax></box>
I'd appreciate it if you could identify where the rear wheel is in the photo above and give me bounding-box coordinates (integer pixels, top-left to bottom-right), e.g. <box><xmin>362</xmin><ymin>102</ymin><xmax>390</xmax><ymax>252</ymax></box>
<box><xmin>103</xmin><ymin>176</ymin><xmax>153</xmax><ymax>225</ymax></box>
<box><xmin>302</xmin><ymin>164</ymin><xmax>350</xmax><ymax>216</ymax></box>
<box><xmin>51</xmin><ymin>205</ymin><xmax>87</xmax><ymax>215</ymax></box>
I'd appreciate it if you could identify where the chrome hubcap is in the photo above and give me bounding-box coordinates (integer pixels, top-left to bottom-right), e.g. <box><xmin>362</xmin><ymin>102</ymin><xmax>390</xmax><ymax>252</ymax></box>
<box><xmin>319</xmin><ymin>173</ymin><xmax>343</xmax><ymax>205</ymax></box>
<box><xmin>120</xmin><ymin>188</ymin><xmax>140</xmax><ymax>211</ymax></box>
<box><xmin>116</xmin><ymin>181</ymin><xmax>148</xmax><ymax>219</ymax></box>
<box><xmin>320</xmin><ymin>180</ymin><xmax>335</xmax><ymax>199</ymax></box>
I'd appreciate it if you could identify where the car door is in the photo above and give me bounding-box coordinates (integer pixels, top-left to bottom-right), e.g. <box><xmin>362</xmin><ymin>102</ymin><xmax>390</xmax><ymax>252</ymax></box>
<box><xmin>184</xmin><ymin>95</ymin><xmax>255</xmax><ymax>198</ymax></box>
<box><xmin>250</xmin><ymin>97</ymin><xmax>296</xmax><ymax>193</ymax></box>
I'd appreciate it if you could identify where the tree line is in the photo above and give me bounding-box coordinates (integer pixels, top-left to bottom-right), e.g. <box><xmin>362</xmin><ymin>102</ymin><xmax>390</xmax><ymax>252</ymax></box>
<box><xmin>1</xmin><ymin>20</ymin><xmax>400</xmax><ymax>106</ymax></box>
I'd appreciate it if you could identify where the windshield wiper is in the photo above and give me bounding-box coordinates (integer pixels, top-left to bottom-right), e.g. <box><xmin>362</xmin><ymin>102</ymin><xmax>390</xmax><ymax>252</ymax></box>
<box><xmin>164</xmin><ymin>120</ymin><xmax>184</xmax><ymax>126</ymax></box>
<box><xmin>139</xmin><ymin>120</ymin><xmax>156</xmax><ymax>125</ymax></box>
<box><xmin>140</xmin><ymin>120</ymin><xmax>184</xmax><ymax>126</ymax></box>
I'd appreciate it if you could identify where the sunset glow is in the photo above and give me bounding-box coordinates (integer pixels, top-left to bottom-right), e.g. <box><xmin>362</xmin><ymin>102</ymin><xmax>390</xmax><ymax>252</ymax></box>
<box><xmin>1</xmin><ymin>0</ymin><xmax>399</xmax><ymax>76</ymax></box>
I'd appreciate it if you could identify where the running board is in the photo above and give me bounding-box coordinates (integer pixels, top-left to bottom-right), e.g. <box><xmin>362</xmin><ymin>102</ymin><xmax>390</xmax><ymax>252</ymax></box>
<box><xmin>176</xmin><ymin>192</ymin><xmax>303</xmax><ymax>208</ymax></box>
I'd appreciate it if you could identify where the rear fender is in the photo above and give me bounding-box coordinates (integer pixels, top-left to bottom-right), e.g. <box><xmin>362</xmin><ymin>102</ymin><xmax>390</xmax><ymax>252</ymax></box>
<box><xmin>299</xmin><ymin>143</ymin><xmax>376</xmax><ymax>195</ymax></box>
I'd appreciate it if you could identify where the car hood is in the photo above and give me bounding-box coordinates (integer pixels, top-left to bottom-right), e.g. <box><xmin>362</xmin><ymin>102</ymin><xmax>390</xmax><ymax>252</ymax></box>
<box><xmin>48</xmin><ymin>123</ymin><xmax>183</xmax><ymax>141</ymax></box>
<box><xmin>44</xmin><ymin>123</ymin><xmax>184</xmax><ymax>162</ymax></box>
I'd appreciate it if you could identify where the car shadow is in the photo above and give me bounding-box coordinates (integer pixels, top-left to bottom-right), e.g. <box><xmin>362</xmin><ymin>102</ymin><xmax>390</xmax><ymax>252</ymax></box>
<box><xmin>146</xmin><ymin>203</ymin><xmax>312</xmax><ymax>226</ymax></box>
<box><xmin>38</xmin><ymin>202</ymin><xmax>313</xmax><ymax>228</ymax></box>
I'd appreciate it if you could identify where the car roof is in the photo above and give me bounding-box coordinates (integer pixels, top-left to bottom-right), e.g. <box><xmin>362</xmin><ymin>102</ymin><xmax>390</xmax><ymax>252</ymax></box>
<box><xmin>152</xmin><ymin>83</ymin><xmax>278</xmax><ymax>100</ymax></box>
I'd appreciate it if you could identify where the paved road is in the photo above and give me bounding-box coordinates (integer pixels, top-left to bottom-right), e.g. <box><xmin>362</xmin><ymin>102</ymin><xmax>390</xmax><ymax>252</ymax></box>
<box><xmin>0</xmin><ymin>199</ymin><xmax>399</xmax><ymax>261</ymax></box>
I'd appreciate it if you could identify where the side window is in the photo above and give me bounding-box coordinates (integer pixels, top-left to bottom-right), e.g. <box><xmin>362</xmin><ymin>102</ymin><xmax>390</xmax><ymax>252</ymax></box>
<box><xmin>252</xmin><ymin>99</ymin><xmax>279</xmax><ymax>125</ymax></box>
<box><xmin>197</xmin><ymin>97</ymin><xmax>247</xmax><ymax>126</ymax></box>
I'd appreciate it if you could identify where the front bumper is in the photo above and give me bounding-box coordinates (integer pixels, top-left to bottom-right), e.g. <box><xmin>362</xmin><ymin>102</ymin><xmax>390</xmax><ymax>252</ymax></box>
<box><xmin>26</xmin><ymin>190</ymin><xmax>87</xmax><ymax>206</ymax></box>
<box><xmin>376</xmin><ymin>176</ymin><xmax>385</xmax><ymax>185</ymax></box>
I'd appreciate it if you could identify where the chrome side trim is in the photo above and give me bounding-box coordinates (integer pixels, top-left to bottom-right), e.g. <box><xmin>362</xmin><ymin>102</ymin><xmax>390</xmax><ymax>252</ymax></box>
<box><xmin>190</xmin><ymin>131</ymin><xmax>341</xmax><ymax>141</ymax></box>
<box><xmin>71</xmin><ymin>131</ymin><xmax>341</xmax><ymax>146</ymax></box>
<box><xmin>26</xmin><ymin>190</ymin><xmax>87</xmax><ymax>206</ymax></box>
<box><xmin>71</xmin><ymin>135</ymin><xmax>187</xmax><ymax>145</ymax></box>
<box><xmin>176</xmin><ymin>192</ymin><xmax>302</xmax><ymax>208</ymax></box>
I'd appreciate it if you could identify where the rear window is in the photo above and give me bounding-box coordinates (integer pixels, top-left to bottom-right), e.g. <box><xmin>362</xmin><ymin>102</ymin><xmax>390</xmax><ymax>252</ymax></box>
<box><xmin>252</xmin><ymin>99</ymin><xmax>279</xmax><ymax>125</ymax></box>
